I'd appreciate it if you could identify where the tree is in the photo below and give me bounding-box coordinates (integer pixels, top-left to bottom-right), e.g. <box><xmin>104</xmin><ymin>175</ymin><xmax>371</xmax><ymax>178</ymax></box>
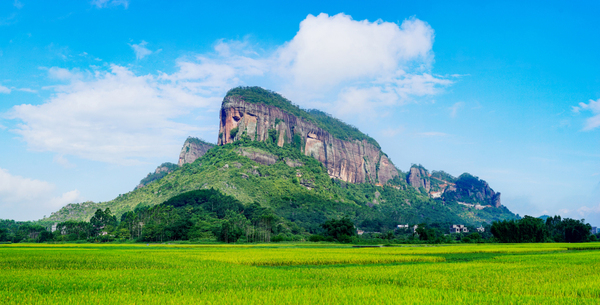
<box><xmin>562</xmin><ymin>218</ymin><xmax>591</xmax><ymax>243</ymax></box>
<box><xmin>492</xmin><ymin>216</ymin><xmax>549</xmax><ymax>243</ymax></box>
<box><xmin>217</xmin><ymin>210</ymin><xmax>247</xmax><ymax>243</ymax></box>
<box><xmin>89</xmin><ymin>208</ymin><xmax>117</xmax><ymax>236</ymax></box>
<box><xmin>321</xmin><ymin>217</ymin><xmax>356</xmax><ymax>243</ymax></box>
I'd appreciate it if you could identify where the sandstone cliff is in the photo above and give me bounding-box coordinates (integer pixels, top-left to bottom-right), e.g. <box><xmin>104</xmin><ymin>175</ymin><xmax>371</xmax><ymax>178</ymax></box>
<box><xmin>178</xmin><ymin>137</ymin><xmax>215</xmax><ymax>166</ymax></box>
<box><xmin>407</xmin><ymin>165</ymin><xmax>431</xmax><ymax>191</ymax></box>
<box><xmin>217</xmin><ymin>88</ymin><xmax>398</xmax><ymax>185</ymax></box>
<box><xmin>443</xmin><ymin>173</ymin><xmax>502</xmax><ymax>207</ymax></box>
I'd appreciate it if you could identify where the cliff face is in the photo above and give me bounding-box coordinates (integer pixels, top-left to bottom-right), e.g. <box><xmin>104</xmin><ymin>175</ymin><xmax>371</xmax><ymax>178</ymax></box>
<box><xmin>443</xmin><ymin>173</ymin><xmax>502</xmax><ymax>207</ymax></box>
<box><xmin>178</xmin><ymin>137</ymin><xmax>215</xmax><ymax>166</ymax></box>
<box><xmin>407</xmin><ymin>166</ymin><xmax>431</xmax><ymax>191</ymax></box>
<box><xmin>217</xmin><ymin>96</ymin><xmax>398</xmax><ymax>184</ymax></box>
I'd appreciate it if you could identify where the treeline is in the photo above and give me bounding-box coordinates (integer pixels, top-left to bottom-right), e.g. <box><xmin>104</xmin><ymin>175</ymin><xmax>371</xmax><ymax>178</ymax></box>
<box><xmin>1</xmin><ymin>189</ymin><xmax>309</xmax><ymax>244</ymax></box>
<box><xmin>0</xmin><ymin>219</ymin><xmax>53</xmax><ymax>243</ymax></box>
<box><xmin>491</xmin><ymin>216</ymin><xmax>595</xmax><ymax>243</ymax></box>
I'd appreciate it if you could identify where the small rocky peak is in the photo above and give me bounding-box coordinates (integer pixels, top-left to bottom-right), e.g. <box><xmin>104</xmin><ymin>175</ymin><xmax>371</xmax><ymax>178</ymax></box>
<box><xmin>136</xmin><ymin>162</ymin><xmax>179</xmax><ymax>189</ymax></box>
<box><xmin>178</xmin><ymin>137</ymin><xmax>215</xmax><ymax>166</ymax></box>
<box><xmin>407</xmin><ymin>165</ymin><xmax>431</xmax><ymax>192</ymax></box>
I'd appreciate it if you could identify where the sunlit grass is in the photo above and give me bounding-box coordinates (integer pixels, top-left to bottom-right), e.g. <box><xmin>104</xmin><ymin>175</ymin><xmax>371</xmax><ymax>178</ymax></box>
<box><xmin>1</xmin><ymin>243</ymin><xmax>599</xmax><ymax>304</ymax></box>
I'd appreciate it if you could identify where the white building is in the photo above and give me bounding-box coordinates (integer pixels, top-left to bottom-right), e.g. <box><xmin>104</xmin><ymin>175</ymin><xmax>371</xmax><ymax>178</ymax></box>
<box><xmin>450</xmin><ymin>225</ymin><xmax>468</xmax><ymax>234</ymax></box>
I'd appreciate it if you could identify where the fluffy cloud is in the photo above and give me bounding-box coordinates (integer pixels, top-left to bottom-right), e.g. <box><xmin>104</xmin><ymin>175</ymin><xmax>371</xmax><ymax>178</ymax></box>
<box><xmin>9</xmin><ymin>44</ymin><xmax>265</xmax><ymax>164</ymax></box>
<box><xmin>10</xmin><ymin>65</ymin><xmax>212</xmax><ymax>164</ymax></box>
<box><xmin>274</xmin><ymin>13</ymin><xmax>450</xmax><ymax>115</ymax></box>
<box><xmin>573</xmin><ymin>99</ymin><xmax>600</xmax><ymax>130</ymax></box>
<box><xmin>8</xmin><ymin>13</ymin><xmax>449</xmax><ymax>165</ymax></box>
<box><xmin>0</xmin><ymin>168</ymin><xmax>81</xmax><ymax>220</ymax></box>
<box><xmin>277</xmin><ymin>13</ymin><xmax>434</xmax><ymax>89</ymax></box>
<box><xmin>91</xmin><ymin>0</ymin><xmax>128</xmax><ymax>9</ymax></box>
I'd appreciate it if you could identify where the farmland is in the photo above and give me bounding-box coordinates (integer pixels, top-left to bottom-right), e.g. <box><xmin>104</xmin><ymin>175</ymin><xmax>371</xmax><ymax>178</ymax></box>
<box><xmin>2</xmin><ymin>243</ymin><xmax>600</xmax><ymax>304</ymax></box>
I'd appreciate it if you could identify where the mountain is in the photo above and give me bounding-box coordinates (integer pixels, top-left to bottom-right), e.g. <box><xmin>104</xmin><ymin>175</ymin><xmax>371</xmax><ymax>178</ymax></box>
<box><xmin>135</xmin><ymin>162</ymin><xmax>179</xmax><ymax>189</ymax></box>
<box><xmin>218</xmin><ymin>87</ymin><xmax>398</xmax><ymax>185</ymax></box>
<box><xmin>40</xmin><ymin>87</ymin><xmax>515</xmax><ymax>230</ymax></box>
<box><xmin>178</xmin><ymin>137</ymin><xmax>215</xmax><ymax>166</ymax></box>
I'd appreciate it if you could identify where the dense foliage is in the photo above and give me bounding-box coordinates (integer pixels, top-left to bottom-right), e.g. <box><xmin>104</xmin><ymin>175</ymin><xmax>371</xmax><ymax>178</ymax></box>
<box><xmin>138</xmin><ymin>162</ymin><xmax>179</xmax><ymax>187</ymax></box>
<box><xmin>40</xmin><ymin>136</ymin><xmax>518</xmax><ymax>240</ymax></box>
<box><xmin>225</xmin><ymin>86</ymin><xmax>380</xmax><ymax>148</ymax></box>
<box><xmin>491</xmin><ymin>215</ymin><xmax>593</xmax><ymax>243</ymax></box>
<box><xmin>319</xmin><ymin>217</ymin><xmax>356</xmax><ymax>243</ymax></box>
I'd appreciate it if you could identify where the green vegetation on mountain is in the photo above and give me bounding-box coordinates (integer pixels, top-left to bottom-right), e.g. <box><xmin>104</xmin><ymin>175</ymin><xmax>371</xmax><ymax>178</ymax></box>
<box><xmin>138</xmin><ymin>162</ymin><xmax>179</xmax><ymax>187</ymax></box>
<box><xmin>41</xmin><ymin>136</ymin><xmax>515</xmax><ymax>234</ymax></box>
<box><xmin>184</xmin><ymin>137</ymin><xmax>214</xmax><ymax>147</ymax></box>
<box><xmin>431</xmin><ymin>170</ymin><xmax>457</xmax><ymax>183</ymax></box>
<box><xmin>226</xmin><ymin>87</ymin><xmax>380</xmax><ymax>148</ymax></box>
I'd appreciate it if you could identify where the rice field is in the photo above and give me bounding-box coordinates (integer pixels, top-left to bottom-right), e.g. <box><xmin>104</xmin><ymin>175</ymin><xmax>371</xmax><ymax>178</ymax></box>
<box><xmin>1</xmin><ymin>243</ymin><xmax>600</xmax><ymax>304</ymax></box>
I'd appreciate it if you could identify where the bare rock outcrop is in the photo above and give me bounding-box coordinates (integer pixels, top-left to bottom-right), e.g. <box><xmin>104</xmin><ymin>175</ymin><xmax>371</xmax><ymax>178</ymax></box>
<box><xmin>407</xmin><ymin>165</ymin><xmax>431</xmax><ymax>191</ymax></box>
<box><xmin>443</xmin><ymin>173</ymin><xmax>502</xmax><ymax>207</ymax></box>
<box><xmin>178</xmin><ymin>137</ymin><xmax>215</xmax><ymax>166</ymax></box>
<box><xmin>217</xmin><ymin>95</ymin><xmax>398</xmax><ymax>184</ymax></box>
<box><xmin>237</xmin><ymin>147</ymin><xmax>278</xmax><ymax>165</ymax></box>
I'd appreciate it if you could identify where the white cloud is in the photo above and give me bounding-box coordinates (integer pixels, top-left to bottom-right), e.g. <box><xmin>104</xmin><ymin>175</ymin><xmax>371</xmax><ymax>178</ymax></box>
<box><xmin>9</xmin><ymin>65</ymin><xmax>215</xmax><ymax>164</ymax></box>
<box><xmin>8</xmin><ymin>42</ymin><xmax>264</xmax><ymax>165</ymax></box>
<box><xmin>48</xmin><ymin>190</ymin><xmax>81</xmax><ymax>209</ymax></box>
<box><xmin>449</xmin><ymin>102</ymin><xmax>465</xmax><ymax>118</ymax></box>
<box><xmin>91</xmin><ymin>0</ymin><xmax>128</xmax><ymax>9</ymax></box>
<box><xmin>577</xmin><ymin>204</ymin><xmax>600</xmax><ymax>216</ymax></box>
<box><xmin>130</xmin><ymin>41</ymin><xmax>155</xmax><ymax>60</ymax></box>
<box><xmin>7</xmin><ymin>13</ymin><xmax>452</xmax><ymax>166</ymax></box>
<box><xmin>277</xmin><ymin>13</ymin><xmax>434</xmax><ymax>89</ymax></box>
<box><xmin>13</xmin><ymin>0</ymin><xmax>23</xmax><ymax>9</ymax></box>
<box><xmin>47</xmin><ymin>67</ymin><xmax>83</xmax><ymax>81</ymax></box>
<box><xmin>273</xmin><ymin>13</ymin><xmax>450</xmax><ymax>116</ymax></box>
<box><xmin>0</xmin><ymin>168</ymin><xmax>81</xmax><ymax>220</ymax></box>
<box><xmin>0</xmin><ymin>84</ymin><xmax>10</xmax><ymax>94</ymax></box>
<box><xmin>573</xmin><ymin>99</ymin><xmax>600</xmax><ymax>130</ymax></box>
<box><xmin>14</xmin><ymin>87</ymin><xmax>38</xmax><ymax>93</ymax></box>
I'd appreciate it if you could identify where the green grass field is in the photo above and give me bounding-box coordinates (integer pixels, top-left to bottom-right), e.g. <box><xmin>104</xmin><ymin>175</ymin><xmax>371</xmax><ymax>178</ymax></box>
<box><xmin>2</xmin><ymin>243</ymin><xmax>600</xmax><ymax>304</ymax></box>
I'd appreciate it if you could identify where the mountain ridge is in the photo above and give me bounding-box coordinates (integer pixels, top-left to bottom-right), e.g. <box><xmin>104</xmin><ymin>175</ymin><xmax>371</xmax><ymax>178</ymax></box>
<box><xmin>39</xmin><ymin>86</ymin><xmax>515</xmax><ymax>230</ymax></box>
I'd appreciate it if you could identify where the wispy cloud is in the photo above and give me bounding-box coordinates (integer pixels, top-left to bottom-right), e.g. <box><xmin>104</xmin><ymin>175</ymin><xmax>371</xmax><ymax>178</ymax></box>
<box><xmin>449</xmin><ymin>101</ymin><xmax>465</xmax><ymax>118</ymax></box>
<box><xmin>381</xmin><ymin>126</ymin><xmax>405</xmax><ymax>137</ymax></box>
<box><xmin>0</xmin><ymin>168</ymin><xmax>81</xmax><ymax>221</ymax></box>
<box><xmin>0</xmin><ymin>84</ymin><xmax>11</xmax><ymax>94</ymax></box>
<box><xmin>14</xmin><ymin>87</ymin><xmax>38</xmax><ymax>93</ymax></box>
<box><xmin>417</xmin><ymin>131</ymin><xmax>449</xmax><ymax>137</ymax></box>
<box><xmin>53</xmin><ymin>155</ymin><xmax>75</xmax><ymax>168</ymax></box>
<box><xmin>13</xmin><ymin>0</ymin><xmax>23</xmax><ymax>9</ymax></box>
<box><xmin>572</xmin><ymin>99</ymin><xmax>600</xmax><ymax>130</ymax></box>
<box><xmin>130</xmin><ymin>41</ymin><xmax>160</xmax><ymax>60</ymax></box>
<box><xmin>91</xmin><ymin>0</ymin><xmax>129</xmax><ymax>9</ymax></box>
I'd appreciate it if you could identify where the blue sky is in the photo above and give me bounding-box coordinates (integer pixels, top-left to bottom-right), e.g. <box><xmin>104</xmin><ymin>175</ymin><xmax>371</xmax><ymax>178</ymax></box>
<box><xmin>1</xmin><ymin>0</ymin><xmax>599</xmax><ymax>223</ymax></box>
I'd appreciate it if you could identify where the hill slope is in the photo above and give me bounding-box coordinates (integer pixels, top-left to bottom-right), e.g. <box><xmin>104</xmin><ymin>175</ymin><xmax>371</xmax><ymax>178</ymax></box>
<box><xmin>41</xmin><ymin>139</ymin><xmax>515</xmax><ymax>231</ymax></box>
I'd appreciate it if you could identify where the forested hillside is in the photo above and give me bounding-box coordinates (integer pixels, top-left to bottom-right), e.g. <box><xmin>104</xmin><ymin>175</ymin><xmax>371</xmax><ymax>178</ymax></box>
<box><xmin>40</xmin><ymin>136</ymin><xmax>515</xmax><ymax>233</ymax></box>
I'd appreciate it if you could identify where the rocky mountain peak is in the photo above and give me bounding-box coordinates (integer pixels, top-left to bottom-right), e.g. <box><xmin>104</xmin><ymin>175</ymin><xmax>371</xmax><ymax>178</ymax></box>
<box><xmin>178</xmin><ymin>137</ymin><xmax>215</xmax><ymax>166</ymax></box>
<box><xmin>407</xmin><ymin>165</ymin><xmax>431</xmax><ymax>191</ymax></box>
<box><xmin>217</xmin><ymin>87</ymin><xmax>398</xmax><ymax>185</ymax></box>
